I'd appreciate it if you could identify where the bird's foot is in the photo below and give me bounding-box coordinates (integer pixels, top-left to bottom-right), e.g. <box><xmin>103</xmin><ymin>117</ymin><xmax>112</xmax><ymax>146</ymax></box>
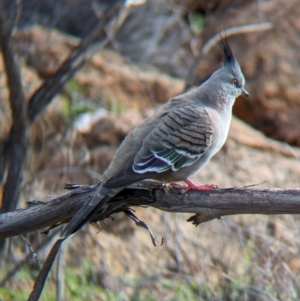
<box><xmin>184</xmin><ymin>178</ymin><xmax>218</xmax><ymax>191</ymax></box>
<box><xmin>164</xmin><ymin>178</ymin><xmax>217</xmax><ymax>194</ymax></box>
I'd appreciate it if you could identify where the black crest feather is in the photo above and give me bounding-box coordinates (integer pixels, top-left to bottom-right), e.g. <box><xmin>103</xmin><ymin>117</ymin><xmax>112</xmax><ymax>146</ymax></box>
<box><xmin>220</xmin><ymin>36</ymin><xmax>235</xmax><ymax>65</ymax></box>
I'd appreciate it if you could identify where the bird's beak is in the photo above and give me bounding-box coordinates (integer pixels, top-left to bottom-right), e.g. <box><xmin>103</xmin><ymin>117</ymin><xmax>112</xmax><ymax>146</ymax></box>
<box><xmin>242</xmin><ymin>87</ymin><xmax>249</xmax><ymax>97</ymax></box>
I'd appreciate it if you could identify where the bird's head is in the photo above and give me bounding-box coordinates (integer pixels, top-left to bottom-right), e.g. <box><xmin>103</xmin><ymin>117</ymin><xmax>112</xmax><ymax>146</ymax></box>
<box><xmin>221</xmin><ymin>38</ymin><xmax>249</xmax><ymax>98</ymax></box>
<box><xmin>211</xmin><ymin>38</ymin><xmax>249</xmax><ymax>100</ymax></box>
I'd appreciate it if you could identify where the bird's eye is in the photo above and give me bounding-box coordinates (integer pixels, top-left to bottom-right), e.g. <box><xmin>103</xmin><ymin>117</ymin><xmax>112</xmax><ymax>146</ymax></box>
<box><xmin>232</xmin><ymin>78</ymin><xmax>238</xmax><ymax>86</ymax></box>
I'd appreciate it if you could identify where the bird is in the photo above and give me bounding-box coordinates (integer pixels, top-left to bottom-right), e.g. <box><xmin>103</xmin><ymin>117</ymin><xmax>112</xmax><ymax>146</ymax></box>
<box><xmin>62</xmin><ymin>38</ymin><xmax>249</xmax><ymax>237</ymax></box>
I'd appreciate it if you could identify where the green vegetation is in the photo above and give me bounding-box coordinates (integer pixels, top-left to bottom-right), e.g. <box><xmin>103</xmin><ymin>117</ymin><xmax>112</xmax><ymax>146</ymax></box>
<box><xmin>102</xmin><ymin>96</ymin><xmax>126</xmax><ymax>115</ymax></box>
<box><xmin>188</xmin><ymin>12</ymin><xmax>206</xmax><ymax>34</ymax></box>
<box><xmin>59</xmin><ymin>79</ymin><xmax>125</xmax><ymax>124</ymax></box>
<box><xmin>60</xmin><ymin>79</ymin><xmax>93</xmax><ymax>121</ymax></box>
<box><xmin>0</xmin><ymin>263</ymin><xmax>280</xmax><ymax>301</ymax></box>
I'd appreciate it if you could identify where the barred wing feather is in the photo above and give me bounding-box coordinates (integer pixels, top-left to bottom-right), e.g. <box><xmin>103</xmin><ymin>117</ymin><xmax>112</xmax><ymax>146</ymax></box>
<box><xmin>133</xmin><ymin>105</ymin><xmax>213</xmax><ymax>173</ymax></box>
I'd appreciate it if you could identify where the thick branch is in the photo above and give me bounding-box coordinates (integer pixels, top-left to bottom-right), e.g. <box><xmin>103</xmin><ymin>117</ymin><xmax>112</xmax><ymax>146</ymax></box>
<box><xmin>1</xmin><ymin>181</ymin><xmax>300</xmax><ymax>239</ymax></box>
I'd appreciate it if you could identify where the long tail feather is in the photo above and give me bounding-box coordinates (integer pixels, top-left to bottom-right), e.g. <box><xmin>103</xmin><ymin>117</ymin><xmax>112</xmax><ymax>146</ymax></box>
<box><xmin>61</xmin><ymin>185</ymin><xmax>119</xmax><ymax>238</ymax></box>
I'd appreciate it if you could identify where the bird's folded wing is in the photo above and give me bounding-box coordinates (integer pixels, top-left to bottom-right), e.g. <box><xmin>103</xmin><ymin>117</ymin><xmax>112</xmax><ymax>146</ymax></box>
<box><xmin>133</xmin><ymin>104</ymin><xmax>213</xmax><ymax>173</ymax></box>
<box><xmin>105</xmin><ymin>104</ymin><xmax>213</xmax><ymax>188</ymax></box>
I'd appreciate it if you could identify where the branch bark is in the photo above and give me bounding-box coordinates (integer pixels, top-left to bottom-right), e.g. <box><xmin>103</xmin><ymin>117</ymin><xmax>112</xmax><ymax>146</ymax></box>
<box><xmin>1</xmin><ymin>181</ymin><xmax>300</xmax><ymax>239</ymax></box>
<box><xmin>0</xmin><ymin>0</ymin><xmax>28</xmax><ymax>213</ymax></box>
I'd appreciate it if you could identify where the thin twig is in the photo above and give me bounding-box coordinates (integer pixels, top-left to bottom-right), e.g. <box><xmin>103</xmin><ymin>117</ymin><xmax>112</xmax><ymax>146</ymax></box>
<box><xmin>0</xmin><ymin>228</ymin><xmax>60</xmax><ymax>286</ymax></box>
<box><xmin>124</xmin><ymin>209</ymin><xmax>163</xmax><ymax>247</ymax></box>
<box><xmin>27</xmin><ymin>238</ymin><xmax>65</xmax><ymax>301</ymax></box>
<box><xmin>202</xmin><ymin>23</ymin><xmax>273</xmax><ymax>56</ymax></box>
<box><xmin>27</xmin><ymin>0</ymin><xmax>125</xmax><ymax>123</ymax></box>
<box><xmin>56</xmin><ymin>242</ymin><xmax>66</xmax><ymax>301</ymax></box>
<box><xmin>21</xmin><ymin>235</ymin><xmax>41</xmax><ymax>269</ymax></box>
<box><xmin>184</xmin><ymin>22</ymin><xmax>273</xmax><ymax>90</ymax></box>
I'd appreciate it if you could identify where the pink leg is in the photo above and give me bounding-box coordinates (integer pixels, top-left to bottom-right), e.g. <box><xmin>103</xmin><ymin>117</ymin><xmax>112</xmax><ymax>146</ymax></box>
<box><xmin>184</xmin><ymin>178</ymin><xmax>217</xmax><ymax>191</ymax></box>
<box><xmin>166</xmin><ymin>178</ymin><xmax>217</xmax><ymax>192</ymax></box>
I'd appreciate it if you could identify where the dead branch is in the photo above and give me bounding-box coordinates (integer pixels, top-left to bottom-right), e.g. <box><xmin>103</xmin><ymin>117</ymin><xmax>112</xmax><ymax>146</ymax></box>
<box><xmin>0</xmin><ymin>0</ymin><xmax>28</xmax><ymax>213</ymax></box>
<box><xmin>0</xmin><ymin>228</ymin><xmax>60</xmax><ymax>287</ymax></box>
<box><xmin>27</xmin><ymin>0</ymin><xmax>124</xmax><ymax>123</ymax></box>
<box><xmin>28</xmin><ymin>238</ymin><xmax>64</xmax><ymax>301</ymax></box>
<box><xmin>201</xmin><ymin>23</ymin><xmax>273</xmax><ymax>56</ymax></box>
<box><xmin>1</xmin><ymin>181</ymin><xmax>300</xmax><ymax>239</ymax></box>
<box><xmin>8</xmin><ymin>181</ymin><xmax>298</xmax><ymax>301</ymax></box>
<box><xmin>184</xmin><ymin>22</ymin><xmax>273</xmax><ymax>90</ymax></box>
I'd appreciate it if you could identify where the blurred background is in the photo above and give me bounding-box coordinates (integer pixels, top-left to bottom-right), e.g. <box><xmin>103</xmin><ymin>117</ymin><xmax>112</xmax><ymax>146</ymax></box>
<box><xmin>1</xmin><ymin>0</ymin><xmax>300</xmax><ymax>300</ymax></box>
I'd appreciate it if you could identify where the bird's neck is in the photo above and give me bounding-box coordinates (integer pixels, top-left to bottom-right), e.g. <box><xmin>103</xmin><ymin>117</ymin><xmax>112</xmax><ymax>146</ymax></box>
<box><xmin>210</xmin><ymin>93</ymin><xmax>236</xmax><ymax>112</ymax></box>
<box><xmin>199</xmin><ymin>86</ymin><xmax>236</xmax><ymax>113</ymax></box>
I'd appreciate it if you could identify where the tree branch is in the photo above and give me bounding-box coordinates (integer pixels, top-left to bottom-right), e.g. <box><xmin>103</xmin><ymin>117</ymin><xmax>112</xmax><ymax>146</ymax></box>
<box><xmin>184</xmin><ymin>22</ymin><xmax>273</xmax><ymax>91</ymax></box>
<box><xmin>27</xmin><ymin>0</ymin><xmax>125</xmax><ymax>123</ymax></box>
<box><xmin>1</xmin><ymin>181</ymin><xmax>300</xmax><ymax>239</ymax></box>
<box><xmin>0</xmin><ymin>0</ymin><xmax>28</xmax><ymax>213</ymax></box>
<box><xmin>0</xmin><ymin>228</ymin><xmax>60</xmax><ymax>287</ymax></box>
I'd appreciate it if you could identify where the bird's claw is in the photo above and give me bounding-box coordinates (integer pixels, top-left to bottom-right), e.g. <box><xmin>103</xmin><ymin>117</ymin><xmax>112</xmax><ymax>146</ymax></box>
<box><xmin>186</xmin><ymin>214</ymin><xmax>201</xmax><ymax>226</ymax></box>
